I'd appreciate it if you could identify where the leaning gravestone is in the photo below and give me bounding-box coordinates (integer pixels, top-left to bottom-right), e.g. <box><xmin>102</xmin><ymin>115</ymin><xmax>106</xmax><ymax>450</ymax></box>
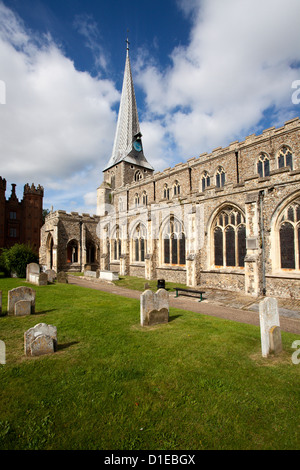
<box><xmin>259</xmin><ymin>297</ymin><xmax>282</xmax><ymax>357</ymax></box>
<box><xmin>140</xmin><ymin>289</ymin><xmax>169</xmax><ymax>327</ymax></box>
<box><xmin>24</xmin><ymin>323</ymin><xmax>57</xmax><ymax>357</ymax></box>
<box><xmin>7</xmin><ymin>286</ymin><xmax>36</xmax><ymax>316</ymax></box>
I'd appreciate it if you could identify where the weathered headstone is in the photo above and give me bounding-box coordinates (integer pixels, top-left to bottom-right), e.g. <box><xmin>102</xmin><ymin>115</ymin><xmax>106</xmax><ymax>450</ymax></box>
<box><xmin>140</xmin><ymin>289</ymin><xmax>169</xmax><ymax>326</ymax></box>
<box><xmin>269</xmin><ymin>325</ymin><xmax>282</xmax><ymax>355</ymax></box>
<box><xmin>45</xmin><ymin>269</ymin><xmax>56</xmax><ymax>283</ymax></box>
<box><xmin>24</xmin><ymin>323</ymin><xmax>57</xmax><ymax>356</ymax></box>
<box><xmin>57</xmin><ymin>271</ymin><xmax>68</xmax><ymax>283</ymax></box>
<box><xmin>0</xmin><ymin>340</ymin><xmax>5</xmax><ymax>365</ymax></box>
<box><xmin>26</xmin><ymin>263</ymin><xmax>40</xmax><ymax>281</ymax></box>
<box><xmin>14</xmin><ymin>300</ymin><xmax>32</xmax><ymax>316</ymax></box>
<box><xmin>26</xmin><ymin>263</ymin><xmax>48</xmax><ymax>286</ymax></box>
<box><xmin>259</xmin><ymin>297</ymin><xmax>282</xmax><ymax>357</ymax></box>
<box><xmin>8</xmin><ymin>286</ymin><xmax>36</xmax><ymax>316</ymax></box>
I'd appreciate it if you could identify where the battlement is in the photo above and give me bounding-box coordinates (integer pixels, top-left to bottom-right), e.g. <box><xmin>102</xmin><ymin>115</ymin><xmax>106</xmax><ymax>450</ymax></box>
<box><xmin>0</xmin><ymin>176</ymin><xmax>6</xmax><ymax>191</ymax></box>
<box><xmin>24</xmin><ymin>183</ymin><xmax>44</xmax><ymax>196</ymax></box>
<box><xmin>46</xmin><ymin>210</ymin><xmax>100</xmax><ymax>223</ymax></box>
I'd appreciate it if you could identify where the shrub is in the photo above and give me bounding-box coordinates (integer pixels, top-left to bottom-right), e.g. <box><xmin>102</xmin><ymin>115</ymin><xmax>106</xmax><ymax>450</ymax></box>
<box><xmin>0</xmin><ymin>244</ymin><xmax>38</xmax><ymax>278</ymax></box>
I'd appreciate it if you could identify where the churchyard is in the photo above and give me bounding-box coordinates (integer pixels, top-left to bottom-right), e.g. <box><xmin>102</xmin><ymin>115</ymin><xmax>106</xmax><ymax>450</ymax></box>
<box><xmin>0</xmin><ymin>276</ymin><xmax>299</xmax><ymax>450</ymax></box>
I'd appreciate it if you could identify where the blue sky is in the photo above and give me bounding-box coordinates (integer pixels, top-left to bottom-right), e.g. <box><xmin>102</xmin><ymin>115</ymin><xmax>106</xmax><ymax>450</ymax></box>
<box><xmin>0</xmin><ymin>0</ymin><xmax>300</xmax><ymax>214</ymax></box>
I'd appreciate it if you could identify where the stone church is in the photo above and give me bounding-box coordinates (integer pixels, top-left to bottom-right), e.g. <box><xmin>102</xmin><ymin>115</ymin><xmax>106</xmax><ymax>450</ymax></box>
<box><xmin>39</xmin><ymin>46</ymin><xmax>300</xmax><ymax>299</ymax></box>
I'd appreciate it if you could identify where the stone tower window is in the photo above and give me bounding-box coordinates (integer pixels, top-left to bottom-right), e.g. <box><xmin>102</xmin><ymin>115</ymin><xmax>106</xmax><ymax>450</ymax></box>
<box><xmin>142</xmin><ymin>191</ymin><xmax>148</xmax><ymax>206</ymax></box>
<box><xmin>257</xmin><ymin>153</ymin><xmax>270</xmax><ymax>178</ymax></box>
<box><xmin>134</xmin><ymin>193</ymin><xmax>140</xmax><ymax>208</ymax></box>
<box><xmin>201</xmin><ymin>171</ymin><xmax>211</xmax><ymax>192</ymax></box>
<box><xmin>163</xmin><ymin>184</ymin><xmax>170</xmax><ymax>200</ymax></box>
<box><xmin>278</xmin><ymin>146</ymin><xmax>293</xmax><ymax>170</ymax></box>
<box><xmin>215</xmin><ymin>166</ymin><xmax>225</xmax><ymax>188</ymax></box>
<box><xmin>212</xmin><ymin>206</ymin><xmax>246</xmax><ymax>268</ymax></box>
<box><xmin>173</xmin><ymin>180</ymin><xmax>181</xmax><ymax>197</ymax></box>
<box><xmin>134</xmin><ymin>170</ymin><xmax>142</xmax><ymax>182</ymax></box>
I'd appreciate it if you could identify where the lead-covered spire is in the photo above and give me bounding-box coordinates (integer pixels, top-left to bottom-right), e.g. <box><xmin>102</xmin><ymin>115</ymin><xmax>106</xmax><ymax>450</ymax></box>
<box><xmin>103</xmin><ymin>43</ymin><xmax>153</xmax><ymax>172</ymax></box>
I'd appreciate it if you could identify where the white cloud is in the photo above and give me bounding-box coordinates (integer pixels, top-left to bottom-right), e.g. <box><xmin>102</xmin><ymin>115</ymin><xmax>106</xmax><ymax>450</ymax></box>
<box><xmin>0</xmin><ymin>2</ymin><xmax>119</xmax><ymax>211</ymax></box>
<box><xmin>137</xmin><ymin>0</ymin><xmax>300</xmax><ymax>158</ymax></box>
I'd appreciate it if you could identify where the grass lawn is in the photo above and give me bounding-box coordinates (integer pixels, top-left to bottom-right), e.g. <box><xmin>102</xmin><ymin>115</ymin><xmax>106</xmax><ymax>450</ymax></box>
<box><xmin>0</xmin><ymin>277</ymin><xmax>299</xmax><ymax>450</ymax></box>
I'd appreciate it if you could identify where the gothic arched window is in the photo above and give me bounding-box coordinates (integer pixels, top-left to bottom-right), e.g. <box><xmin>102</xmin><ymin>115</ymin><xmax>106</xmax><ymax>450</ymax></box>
<box><xmin>134</xmin><ymin>193</ymin><xmax>140</xmax><ymax>208</ymax></box>
<box><xmin>212</xmin><ymin>206</ymin><xmax>246</xmax><ymax>268</ymax></box>
<box><xmin>111</xmin><ymin>226</ymin><xmax>121</xmax><ymax>261</ymax></box>
<box><xmin>279</xmin><ymin>199</ymin><xmax>300</xmax><ymax>270</ymax></box>
<box><xmin>131</xmin><ymin>223</ymin><xmax>147</xmax><ymax>263</ymax></box>
<box><xmin>162</xmin><ymin>217</ymin><xmax>185</xmax><ymax>266</ymax></box>
<box><xmin>164</xmin><ymin>184</ymin><xmax>170</xmax><ymax>200</ymax></box>
<box><xmin>142</xmin><ymin>191</ymin><xmax>148</xmax><ymax>206</ymax></box>
<box><xmin>215</xmin><ymin>166</ymin><xmax>226</xmax><ymax>188</ymax></box>
<box><xmin>278</xmin><ymin>146</ymin><xmax>293</xmax><ymax>170</ymax></box>
<box><xmin>257</xmin><ymin>153</ymin><xmax>270</xmax><ymax>178</ymax></box>
<box><xmin>134</xmin><ymin>170</ymin><xmax>142</xmax><ymax>182</ymax></box>
<box><xmin>173</xmin><ymin>180</ymin><xmax>181</xmax><ymax>197</ymax></box>
<box><xmin>201</xmin><ymin>171</ymin><xmax>211</xmax><ymax>192</ymax></box>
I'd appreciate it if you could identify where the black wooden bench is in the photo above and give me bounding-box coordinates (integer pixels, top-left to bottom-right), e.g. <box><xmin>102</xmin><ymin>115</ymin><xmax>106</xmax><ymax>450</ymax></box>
<box><xmin>175</xmin><ymin>287</ymin><xmax>205</xmax><ymax>302</ymax></box>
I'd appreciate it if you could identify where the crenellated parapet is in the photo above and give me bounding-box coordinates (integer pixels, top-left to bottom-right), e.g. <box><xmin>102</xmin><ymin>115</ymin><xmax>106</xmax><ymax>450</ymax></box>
<box><xmin>0</xmin><ymin>176</ymin><xmax>7</xmax><ymax>191</ymax></box>
<box><xmin>23</xmin><ymin>183</ymin><xmax>44</xmax><ymax>197</ymax></box>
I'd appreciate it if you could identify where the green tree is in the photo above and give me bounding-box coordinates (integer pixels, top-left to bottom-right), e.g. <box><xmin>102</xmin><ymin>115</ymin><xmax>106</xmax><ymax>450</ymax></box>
<box><xmin>0</xmin><ymin>244</ymin><xmax>38</xmax><ymax>278</ymax></box>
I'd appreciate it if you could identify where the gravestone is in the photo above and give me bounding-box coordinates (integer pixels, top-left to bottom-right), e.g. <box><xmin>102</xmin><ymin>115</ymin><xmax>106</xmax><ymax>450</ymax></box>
<box><xmin>259</xmin><ymin>297</ymin><xmax>282</xmax><ymax>357</ymax></box>
<box><xmin>0</xmin><ymin>340</ymin><xmax>5</xmax><ymax>365</ymax></box>
<box><xmin>140</xmin><ymin>289</ymin><xmax>169</xmax><ymax>327</ymax></box>
<box><xmin>26</xmin><ymin>263</ymin><xmax>40</xmax><ymax>281</ymax></box>
<box><xmin>26</xmin><ymin>263</ymin><xmax>48</xmax><ymax>286</ymax></box>
<box><xmin>57</xmin><ymin>271</ymin><xmax>68</xmax><ymax>283</ymax></box>
<box><xmin>269</xmin><ymin>325</ymin><xmax>282</xmax><ymax>355</ymax></box>
<box><xmin>14</xmin><ymin>300</ymin><xmax>32</xmax><ymax>316</ymax></box>
<box><xmin>24</xmin><ymin>323</ymin><xmax>57</xmax><ymax>357</ymax></box>
<box><xmin>45</xmin><ymin>269</ymin><xmax>56</xmax><ymax>283</ymax></box>
<box><xmin>8</xmin><ymin>286</ymin><xmax>36</xmax><ymax>316</ymax></box>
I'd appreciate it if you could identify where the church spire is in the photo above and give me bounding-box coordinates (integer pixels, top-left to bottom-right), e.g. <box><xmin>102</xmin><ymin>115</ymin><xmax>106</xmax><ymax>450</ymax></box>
<box><xmin>103</xmin><ymin>42</ymin><xmax>153</xmax><ymax>172</ymax></box>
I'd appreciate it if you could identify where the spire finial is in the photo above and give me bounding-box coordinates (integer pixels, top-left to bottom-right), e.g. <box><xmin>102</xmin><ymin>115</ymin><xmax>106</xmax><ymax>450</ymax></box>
<box><xmin>126</xmin><ymin>30</ymin><xmax>130</xmax><ymax>51</ymax></box>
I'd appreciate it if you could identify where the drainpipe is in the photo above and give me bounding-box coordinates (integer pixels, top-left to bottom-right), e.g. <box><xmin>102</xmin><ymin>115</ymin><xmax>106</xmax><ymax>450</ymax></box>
<box><xmin>235</xmin><ymin>151</ymin><xmax>240</xmax><ymax>184</ymax></box>
<box><xmin>259</xmin><ymin>190</ymin><xmax>266</xmax><ymax>296</ymax></box>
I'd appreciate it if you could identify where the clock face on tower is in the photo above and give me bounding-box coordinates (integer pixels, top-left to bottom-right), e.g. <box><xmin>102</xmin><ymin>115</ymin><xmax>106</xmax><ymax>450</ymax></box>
<box><xmin>133</xmin><ymin>140</ymin><xmax>142</xmax><ymax>152</ymax></box>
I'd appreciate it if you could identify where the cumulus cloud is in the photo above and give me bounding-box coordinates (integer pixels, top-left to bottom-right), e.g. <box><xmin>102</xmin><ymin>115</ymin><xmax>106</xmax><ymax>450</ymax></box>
<box><xmin>0</xmin><ymin>1</ymin><xmax>119</xmax><ymax>212</ymax></box>
<box><xmin>137</xmin><ymin>0</ymin><xmax>300</xmax><ymax>158</ymax></box>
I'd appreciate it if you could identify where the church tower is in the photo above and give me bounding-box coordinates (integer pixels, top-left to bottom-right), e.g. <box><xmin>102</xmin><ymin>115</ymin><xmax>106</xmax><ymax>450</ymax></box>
<box><xmin>97</xmin><ymin>41</ymin><xmax>154</xmax><ymax>215</ymax></box>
